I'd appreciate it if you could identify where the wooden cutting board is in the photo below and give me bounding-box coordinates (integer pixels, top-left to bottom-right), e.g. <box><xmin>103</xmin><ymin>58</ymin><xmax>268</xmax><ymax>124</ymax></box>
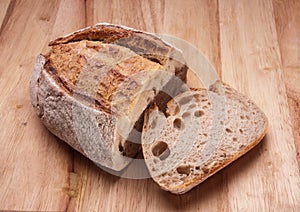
<box><xmin>0</xmin><ymin>0</ymin><xmax>299</xmax><ymax>211</ymax></box>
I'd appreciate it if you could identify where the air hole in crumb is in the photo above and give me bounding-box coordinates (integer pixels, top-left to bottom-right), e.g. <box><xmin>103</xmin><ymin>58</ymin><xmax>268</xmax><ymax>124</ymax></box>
<box><xmin>118</xmin><ymin>143</ymin><xmax>124</xmax><ymax>153</ymax></box>
<box><xmin>179</xmin><ymin>95</ymin><xmax>193</xmax><ymax>105</ymax></box>
<box><xmin>188</xmin><ymin>104</ymin><xmax>196</xmax><ymax>109</ymax></box>
<box><xmin>203</xmin><ymin>133</ymin><xmax>208</xmax><ymax>137</ymax></box>
<box><xmin>174</xmin><ymin>106</ymin><xmax>180</xmax><ymax>115</ymax></box>
<box><xmin>193</xmin><ymin>93</ymin><xmax>200</xmax><ymax>99</ymax></box>
<box><xmin>233</xmin><ymin>137</ymin><xmax>237</xmax><ymax>141</ymax></box>
<box><xmin>182</xmin><ymin>112</ymin><xmax>190</xmax><ymax>119</ymax></box>
<box><xmin>240</xmin><ymin>115</ymin><xmax>245</xmax><ymax>119</ymax></box>
<box><xmin>221</xmin><ymin>153</ymin><xmax>226</xmax><ymax>157</ymax></box>
<box><xmin>151</xmin><ymin>119</ymin><xmax>157</xmax><ymax>128</ymax></box>
<box><xmin>152</xmin><ymin>141</ymin><xmax>170</xmax><ymax>160</ymax></box>
<box><xmin>239</xmin><ymin>129</ymin><xmax>243</xmax><ymax>134</ymax></box>
<box><xmin>202</xmin><ymin>167</ymin><xmax>209</xmax><ymax>173</ymax></box>
<box><xmin>195</xmin><ymin>166</ymin><xmax>200</xmax><ymax>170</ymax></box>
<box><xmin>246</xmin><ymin>115</ymin><xmax>250</xmax><ymax>120</ymax></box>
<box><xmin>194</xmin><ymin>110</ymin><xmax>204</xmax><ymax>117</ymax></box>
<box><xmin>176</xmin><ymin>165</ymin><xmax>191</xmax><ymax>175</ymax></box>
<box><xmin>220</xmin><ymin>121</ymin><xmax>224</xmax><ymax>125</ymax></box>
<box><xmin>225</xmin><ymin>128</ymin><xmax>232</xmax><ymax>133</ymax></box>
<box><xmin>173</xmin><ymin>118</ymin><xmax>183</xmax><ymax>129</ymax></box>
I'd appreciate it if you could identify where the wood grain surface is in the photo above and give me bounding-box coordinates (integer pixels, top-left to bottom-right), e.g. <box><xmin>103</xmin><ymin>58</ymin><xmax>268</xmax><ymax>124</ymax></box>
<box><xmin>0</xmin><ymin>0</ymin><xmax>299</xmax><ymax>211</ymax></box>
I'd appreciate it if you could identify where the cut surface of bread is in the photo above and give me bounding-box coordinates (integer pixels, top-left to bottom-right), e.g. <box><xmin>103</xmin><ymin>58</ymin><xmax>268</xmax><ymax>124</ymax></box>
<box><xmin>142</xmin><ymin>81</ymin><xmax>268</xmax><ymax>194</ymax></box>
<box><xmin>30</xmin><ymin>24</ymin><xmax>188</xmax><ymax>171</ymax></box>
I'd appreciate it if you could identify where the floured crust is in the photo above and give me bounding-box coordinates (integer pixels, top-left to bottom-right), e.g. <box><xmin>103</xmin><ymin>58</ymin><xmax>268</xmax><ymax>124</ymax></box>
<box><xmin>142</xmin><ymin>81</ymin><xmax>268</xmax><ymax>194</ymax></box>
<box><xmin>30</xmin><ymin>55</ymin><xmax>132</xmax><ymax>170</ymax></box>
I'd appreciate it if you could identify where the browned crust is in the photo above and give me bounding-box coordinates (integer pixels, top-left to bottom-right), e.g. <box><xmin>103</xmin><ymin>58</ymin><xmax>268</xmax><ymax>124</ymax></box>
<box><xmin>49</xmin><ymin>23</ymin><xmax>188</xmax><ymax>83</ymax></box>
<box><xmin>44</xmin><ymin>24</ymin><xmax>188</xmax><ymax>115</ymax></box>
<box><xmin>43</xmin><ymin>55</ymin><xmax>114</xmax><ymax>114</ymax></box>
<box><xmin>49</xmin><ymin>23</ymin><xmax>170</xmax><ymax>64</ymax></box>
<box><xmin>45</xmin><ymin>39</ymin><xmax>116</xmax><ymax>114</ymax></box>
<box><xmin>49</xmin><ymin>24</ymin><xmax>137</xmax><ymax>46</ymax></box>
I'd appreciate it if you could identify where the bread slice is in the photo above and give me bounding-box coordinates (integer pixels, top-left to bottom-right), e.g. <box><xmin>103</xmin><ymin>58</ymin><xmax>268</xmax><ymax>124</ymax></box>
<box><xmin>142</xmin><ymin>81</ymin><xmax>268</xmax><ymax>194</ymax></box>
<box><xmin>30</xmin><ymin>24</ymin><xmax>187</xmax><ymax>171</ymax></box>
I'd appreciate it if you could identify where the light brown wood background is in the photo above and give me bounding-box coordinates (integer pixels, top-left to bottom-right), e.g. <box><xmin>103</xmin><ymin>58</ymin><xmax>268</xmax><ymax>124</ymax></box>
<box><xmin>0</xmin><ymin>0</ymin><xmax>299</xmax><ymax>211</ymax></box>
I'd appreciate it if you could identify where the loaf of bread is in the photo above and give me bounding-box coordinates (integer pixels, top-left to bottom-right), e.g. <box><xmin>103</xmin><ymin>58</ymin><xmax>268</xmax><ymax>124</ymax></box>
<box><xmin>30</xmin><ymin>24</ymin><xmax>268</xmax><ymax>194</ymax></box>
<box><xmin>142</xmin><ymin>81</ymin><xmax>268</xmax><ymax>194</ymax></box>
<box><xmin>30</xmin><ymin>23</ymin><xmax>187</xmax><ymax>171</ymax></box>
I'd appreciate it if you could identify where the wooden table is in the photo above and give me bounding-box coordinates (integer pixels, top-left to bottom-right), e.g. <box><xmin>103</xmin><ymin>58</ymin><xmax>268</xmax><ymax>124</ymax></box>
<box><xmin>0</xmin><ymin>0</ymin><xmax>299</xmax><ymax>211</ymax></box>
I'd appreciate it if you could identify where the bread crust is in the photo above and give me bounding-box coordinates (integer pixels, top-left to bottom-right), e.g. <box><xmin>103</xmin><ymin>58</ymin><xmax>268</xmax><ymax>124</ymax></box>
<box><xmin>49</xmin><ymin>23</ymin><xmax>187</xmax><ymax>83</ymax></box>
<box><xmin>30</xmin><ymin>55</ymin><xmax>131</xmax><ymax>170</ymax></box>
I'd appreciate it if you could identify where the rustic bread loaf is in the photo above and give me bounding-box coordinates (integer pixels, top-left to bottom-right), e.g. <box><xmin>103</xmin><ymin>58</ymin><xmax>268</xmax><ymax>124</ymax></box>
<box><xmin>142</xmin><ymin>81</ymin><xmax>268</xmax><ymax>194</ymax></box>
<box><xmin>30</xmin><ymin>24</ymin><xmax>187</xmax><ymax>171</ymax></box>
<box><xmin>30</xmin><ymin>24</ymin><xmax>268</xmax><ymax>192</ymax></box>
